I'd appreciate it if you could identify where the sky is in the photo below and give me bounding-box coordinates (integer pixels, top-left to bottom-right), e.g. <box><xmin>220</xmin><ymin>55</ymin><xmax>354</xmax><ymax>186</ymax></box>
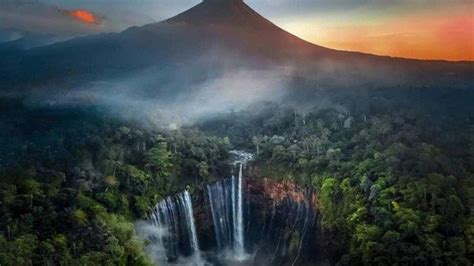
<box><xmin>1</xmin><ymin>0</ymin><xmax>473</xmax><ymax>61</ymax></box>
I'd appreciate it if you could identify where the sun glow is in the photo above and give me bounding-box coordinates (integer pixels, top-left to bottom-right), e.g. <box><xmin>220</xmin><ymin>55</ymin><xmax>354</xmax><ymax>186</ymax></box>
<box><xmin>280</xmin><ymin>8</ymin><xmax>474</xmax><ymax>61</ymax></box>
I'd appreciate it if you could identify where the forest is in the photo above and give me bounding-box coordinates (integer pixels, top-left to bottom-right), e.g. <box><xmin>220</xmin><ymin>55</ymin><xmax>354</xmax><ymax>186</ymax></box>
<box><xmin>202</xmin><ymin>99</ymin><xmax>473</xmax><ymax>264</ymax></box>
<box><xmin>0</xmin><ymin>85</ymin><xmax>473</xmax><ymax>265</ymax></box>
<box><xmin>0</xmin><ymin>0</ymin><xmax>473</xmax><ymax>264</ymax></box>
<box><xmin>0</xmin><ymin>100</ymin><xmax>231</xmax><ymax>265</ymax></box>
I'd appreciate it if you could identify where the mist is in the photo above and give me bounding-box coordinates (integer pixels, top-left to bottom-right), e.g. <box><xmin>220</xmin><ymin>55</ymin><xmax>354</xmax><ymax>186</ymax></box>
<box><xmin>11</xmin><ymin>48</ymin><xmax>418</xmax><ymax>131</ymax></box>
<box><xmin>15</xmin><ymin>45</ymin><xmax>300</xmax><ymax>129</ymax></box>
<box><xmin>135</xmin><ymin>221</ymin><xmax>169</xmax><ymax>265</ymax></box>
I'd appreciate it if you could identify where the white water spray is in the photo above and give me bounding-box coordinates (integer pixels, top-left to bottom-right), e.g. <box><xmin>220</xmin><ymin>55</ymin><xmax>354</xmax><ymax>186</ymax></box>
<box><xmin>207</xmin><ymin>162</ymin><xmax>248</xmax><ymax>260</ymax></box>
<box><xmin>146</xmin><ymin>192</ymin><xmax>203</xmax><ymax>264</ymax></box>
<box><xmin>180</xmin><ymin>190</ymin><xmax>201</xmax><ymax>259</ymax></box>
<box><xmin>233</xmin><ymin>163</ymin><xmax>245</xmax><ymax>258</ymax></box>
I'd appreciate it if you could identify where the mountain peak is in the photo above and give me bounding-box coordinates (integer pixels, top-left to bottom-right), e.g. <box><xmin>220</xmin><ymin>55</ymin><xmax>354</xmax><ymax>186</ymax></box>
<box><xmin>165</xmin><ymin>0</ymin><xmax>270</xmax><ymax>27</ymax></box>
<box><xmin>203</xmin><ymin>0</ymin><xmax>243</xmax><ymax>3</ymax></box>
<box><xmin>202</xmin><ymin>0</ymin><xmax>244</xmax><ymax>6</ymax></box>
<box><xmin>159</xmin><ymin>0</ymin><xmax>328</xmax><ymax>58</ymax></box>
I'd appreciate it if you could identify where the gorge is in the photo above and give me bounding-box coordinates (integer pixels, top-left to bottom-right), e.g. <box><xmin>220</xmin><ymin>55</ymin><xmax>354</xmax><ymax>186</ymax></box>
<box><xmin>140</xmin><ymin>153</ymin><xmax>320</xmax><ymax>265</ymax></box>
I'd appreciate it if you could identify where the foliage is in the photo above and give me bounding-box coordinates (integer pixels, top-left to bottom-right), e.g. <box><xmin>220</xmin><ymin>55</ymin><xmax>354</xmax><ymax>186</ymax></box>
<box><xmin>0</xmin><ymin>86</ymin><xmax>473</xmax><ymax>264</ymax></box>
<box><xmin>0</xmin><ymin>106</ymin><xmax>230</xmax><ymax>265</ymax></box>
<box><xmin>201</xmin><ymin>99</ymin><xmax>473</xmax><ymax>264</ymax></box>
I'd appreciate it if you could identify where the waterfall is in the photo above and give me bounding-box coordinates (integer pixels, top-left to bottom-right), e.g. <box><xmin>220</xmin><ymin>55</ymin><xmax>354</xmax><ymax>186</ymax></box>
<box><xmin>231</xmin><ymin>175</ymin><xmax>236</xmax><ymax>248</ymax></box>
<box><xmin>207</xmin><ymin>181</ymin><xmax>232</xmax><ymax>250</ymax></box>
<box><xmin>149</xmin><ymin>209</ymin><xmax>167</xmax><ymax>261</ymax></box>
<box><xmin>148</xmin><ymin>191</ymin><xmax>201</xmax><ymax>263</ymax></box>
<box><xmin>179</xmin><ymin>190</ymin><xmax>201</xmax><ymax>259</ymax></box>
<box><xmin>292</xmin><ymin>199</ymin><xmax>311</xmax><ymax>266</ymax></box>
<box><xmin>207</xmin><ymin>163</ymin><xmax>247</xmax><ymax>259</ymax></box>
<box><xmin>233</xmin><ymin>163</ymin><xmax>245</xmax><ymax>258</ymax></box>
<box><xmin>157</xmin><ymin>197</ymin><xmax>180</xmax><ymax>259</ymax></box>
<box><xmin>140</xmin><ymin>151</ymin><xmax>320</xmax><ymax>265</ymax></box>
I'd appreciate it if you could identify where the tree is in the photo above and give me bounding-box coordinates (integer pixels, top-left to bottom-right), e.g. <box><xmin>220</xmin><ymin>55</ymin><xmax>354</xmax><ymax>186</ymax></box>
<box><xmin>144</xmin><ymin>138</ymin><xmax>173</xmax><ymax>177</ymax></box>
<box><xmin>252</xmin><ymin>135</ymin><xmax>263</xmax><ymax>155</ymax></box>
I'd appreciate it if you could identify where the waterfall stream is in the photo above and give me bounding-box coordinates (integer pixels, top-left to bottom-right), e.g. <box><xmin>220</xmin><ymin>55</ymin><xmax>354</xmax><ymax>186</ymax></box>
<box><xmin>147</xmin><ymin>191</ymin><xmax>202</xmax><ymax>264</ymax></box>
<box><xmin>207</xmin><ymin>180</ymin><xmax>232</xmax><ymax>251</ymax></box>
<box><xmin>233</xmin><ymin>163</ymin><xmax>245</xmax><ymax>258</ymax></box>
<box><xmin>140</xmin><ymin>151</ymin><xmax>319</xmax><ymax>265</ymax></box>
<box><xmin>209</xmin><ymin>163</ymin><xmax>247</xmax><ymax>260</ymax></box>
<box><xmin>180</xmin><ymin>190</ymin><xmax>201</xmax><ymax>259</ymax></box>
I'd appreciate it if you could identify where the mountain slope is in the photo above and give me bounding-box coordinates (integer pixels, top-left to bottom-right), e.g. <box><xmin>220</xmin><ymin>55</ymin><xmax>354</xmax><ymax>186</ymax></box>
<box><xmin>162</xmin><ymin>0</ymin><xmax>352</xmax><ymax>61</ymax></box>
<box><xmin>0</xmin><ymin>0</ymin><xmax>472</xmax><ymax>93</ymax></box>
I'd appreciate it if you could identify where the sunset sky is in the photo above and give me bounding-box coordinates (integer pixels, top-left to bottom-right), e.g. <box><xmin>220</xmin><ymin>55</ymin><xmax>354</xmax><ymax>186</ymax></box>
<box><xmin>1</xmin><ymin>0</ymin><xmax>473</xmax><ymax>61</ymax></box>
<box><xmin>268</xmin><ymin>0</ymin><xmax>474</xmax><ymax>61</ymax></box>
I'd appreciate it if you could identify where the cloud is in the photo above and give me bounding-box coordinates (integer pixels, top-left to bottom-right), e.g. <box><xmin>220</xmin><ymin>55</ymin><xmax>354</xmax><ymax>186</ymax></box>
<box><xmin>68</xmin><ymin>9</ymin><xmax>100</xmax><ymax>25</ymax></box>
<box><xmin>16</xmin><ymin>44</ymin><xmax>295</xmax><ymax>127</ymax></box>
<box><xmin>0</xmin><ymin>0</ymin><xmax>105</xmax><ymax>43</ymax></box>
<box><xmin>38</xmin><ymin>67</ymin><xmax>291</xmax><ymax>127</ymax></box>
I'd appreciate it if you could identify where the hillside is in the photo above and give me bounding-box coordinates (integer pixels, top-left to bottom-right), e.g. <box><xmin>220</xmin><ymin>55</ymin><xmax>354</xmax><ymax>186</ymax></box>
<box><xmin>0</xmin><ymin>0</ymin><xmax>472</xmax><ymax>95</ymax></box>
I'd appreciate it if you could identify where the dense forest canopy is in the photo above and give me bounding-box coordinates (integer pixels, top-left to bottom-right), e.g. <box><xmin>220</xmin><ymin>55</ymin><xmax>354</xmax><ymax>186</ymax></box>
<box><xmin>0</xmin><ymin>0</ymin><xmax>473</xmax><ymax>264</ymax></box>
<box><xmin>0</xmin><ymin>82</ymin><xmax>473</xmax><ymax>264</ymax></box>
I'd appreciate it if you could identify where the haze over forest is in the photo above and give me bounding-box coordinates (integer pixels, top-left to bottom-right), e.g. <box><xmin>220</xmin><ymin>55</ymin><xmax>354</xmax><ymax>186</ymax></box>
<box><xmin>0</xmin><ymin>0</ymin><xmax>472</xmax><ymax>265</ymax></box>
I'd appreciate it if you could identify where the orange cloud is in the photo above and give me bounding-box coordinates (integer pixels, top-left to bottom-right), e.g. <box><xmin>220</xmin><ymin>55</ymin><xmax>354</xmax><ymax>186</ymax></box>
<box><xmin>69</xmin><ymin>9</ymin><xmax>98</xmax><ymax>25</ymax></box>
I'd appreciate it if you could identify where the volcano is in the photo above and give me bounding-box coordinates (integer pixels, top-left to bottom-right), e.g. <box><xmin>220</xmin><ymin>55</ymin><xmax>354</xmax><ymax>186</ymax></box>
<box><xmin>121</xmin><ymin>0</ymin><xmax>340</xmax><ymax>62</ymax></box>
<box><xmin>0</xmin><ymin>0</ymin><xmax>472</xmax><ymax>93</ymax></box>
<box><xmin>163</xmin><ymin>0</ymin><xmax>328</xmax><ymax>58</ymax></box>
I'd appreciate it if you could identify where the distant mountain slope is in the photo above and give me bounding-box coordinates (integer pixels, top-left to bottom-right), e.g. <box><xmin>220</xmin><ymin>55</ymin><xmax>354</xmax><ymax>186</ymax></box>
<box><xmin>164</xmin><ymin>0</ymin><xmax>327</xmax><ymax>55</ymax></box>
<box><xmin>0</xmin><ymin>0</ymin><xmax>472</xmax><ymax>94</ymax></box>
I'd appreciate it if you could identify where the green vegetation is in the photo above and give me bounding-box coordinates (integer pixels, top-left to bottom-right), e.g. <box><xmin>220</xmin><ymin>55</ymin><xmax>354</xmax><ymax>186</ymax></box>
<box><xmin>0</xmin><ymin>104</ymin><xmax>230</xmax><ymax>265</ymax></box>
<box><xmin>202</xmin><ymin>100</ymin><xmax>473</xmax><ymax>264</ymax></box>
<box><xmin>0</xmin><ymin>88</ymin><xmax>473</xmax><ymax>265</ymax></box>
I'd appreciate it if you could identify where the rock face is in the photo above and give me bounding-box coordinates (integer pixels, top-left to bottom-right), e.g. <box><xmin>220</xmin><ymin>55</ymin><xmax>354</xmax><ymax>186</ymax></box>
<box><xmin>245</xmin><ymin>177</ymin><xmax>320</xmax><ymax>265</ymax></box>
<box><xmin>247</xmin><ymin>177</ymin><xmax>318</xmax><ymax>207</ymax></box>
<box><xmin>190</xmin><ymin>176</ymin><xmax>322</xmax><ymax>265</ymax></box>
<box><xmin>143</xmin><ymin>158</ymin><xmax>331</xmax><ymax>265</ymax></box>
